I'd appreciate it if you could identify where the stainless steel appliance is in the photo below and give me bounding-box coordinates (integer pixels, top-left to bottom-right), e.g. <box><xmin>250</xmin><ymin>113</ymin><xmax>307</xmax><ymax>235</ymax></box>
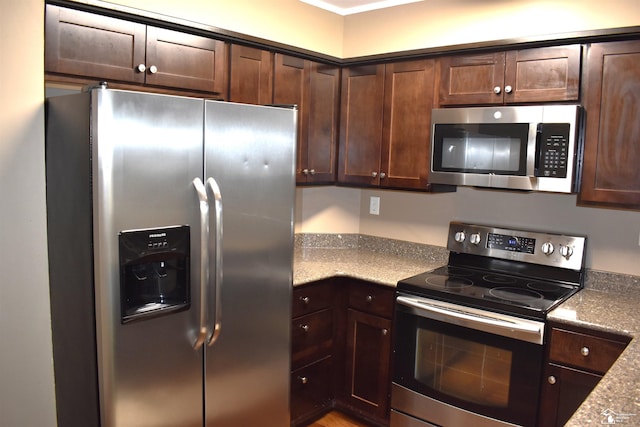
<box><xmin>391</xmin><ymin>222</ymin><xmax>587</xmax><ymax>427</ymax></box>
<box><xmin>429</xmin><ymin>105</ymin><xmax>582</xmax><ymax>193</ymax></box>
<box><xmin>45</xmin><ymin>86</ymin><xmax>297</xmax><ymax>427</ymax></box>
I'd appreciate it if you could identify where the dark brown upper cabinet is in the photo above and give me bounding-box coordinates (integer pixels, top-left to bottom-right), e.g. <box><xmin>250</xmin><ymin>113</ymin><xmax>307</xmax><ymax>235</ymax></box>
<box><xmin>578</xmin><ymin>40</ymin><xmax>640</xmax><ymax>209</ymax></box>
<box><xmin>45</xmin><ymin>5</ymin><xmax>227</xmax><ymax>95</ymax></box>
<box><xmin>228</xmin><ymin>45</ymin><xmax>273</xmax><ymax>104</ymax></box>
<box><xmin>339</xmin><ymin>59</ymin><xmax>442</xmax><ymax>190</ymax></box>
<box><xmin>438</xmin><ymin>45</ymin><xmax>581</xmax><ymax>105</ymax></box>
<box><xmin>274</xmin><ymin>55</ymin><xmax>339</xmax><ymax>185</ymax></box>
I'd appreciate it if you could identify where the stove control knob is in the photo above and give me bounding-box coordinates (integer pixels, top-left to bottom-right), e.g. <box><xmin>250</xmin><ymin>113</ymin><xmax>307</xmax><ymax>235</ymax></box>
<box><xmin>470</xmin><ymin>233</ymin><xmax>481</xmax><ymax>245</ymax></box>
<box><xmin>454</xmin><ymin>231</ymin><xmax>466</xmax><ymax>243</ymax></box>
<box><xmin>541</xmin><ymin>242</ymin><xmax>554</xmax><ymax>255</ymax></box>
<box><xmin>560</xmin><ymin>245</ymin><xmax>574</xmax><ymax>260</ymax></box>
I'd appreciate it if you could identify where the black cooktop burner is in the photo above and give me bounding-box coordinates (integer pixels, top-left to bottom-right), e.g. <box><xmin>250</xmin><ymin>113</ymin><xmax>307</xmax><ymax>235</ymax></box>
<box><xmin>398</xmin><ymin>265</ymin><xmax>580</xmax><ymax>320</ymax></box>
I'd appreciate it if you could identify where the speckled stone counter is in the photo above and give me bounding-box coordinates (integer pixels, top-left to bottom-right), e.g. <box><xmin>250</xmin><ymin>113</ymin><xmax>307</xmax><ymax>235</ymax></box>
<box><xmin>293</xmin><ymin>233</ymin><xmax>448</xmax><ymax>287</ymax></box>
<box><xmin>293</xmin><ymin>234</ymin><xmax>640</xmax><ymax>426</ymax></box>
<box><xmin>550</xmin><ymin>272</ymin><xmax>640</xmax><ymax>426</ymax></box>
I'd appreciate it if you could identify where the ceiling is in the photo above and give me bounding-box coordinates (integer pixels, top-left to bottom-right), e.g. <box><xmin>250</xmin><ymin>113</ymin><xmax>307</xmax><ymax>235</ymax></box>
<box><xmin>299</xmin><ymin>0</ymin><xmax>424</xmax><ymax>15</ymax></box>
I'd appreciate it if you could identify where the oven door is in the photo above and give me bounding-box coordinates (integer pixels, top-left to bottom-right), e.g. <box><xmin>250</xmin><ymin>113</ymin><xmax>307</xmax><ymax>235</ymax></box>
<box><xmin>392</xmin><ymin>294</ymin><xmax>545</xmax><ymax>427</ymax></box>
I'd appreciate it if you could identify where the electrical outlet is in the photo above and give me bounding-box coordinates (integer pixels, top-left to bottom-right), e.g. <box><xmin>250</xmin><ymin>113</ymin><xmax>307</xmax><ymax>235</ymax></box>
<box><xmin>369</xmin><ymin>196</ymin><xmax>380</xmax><ymax>215</ymax></box>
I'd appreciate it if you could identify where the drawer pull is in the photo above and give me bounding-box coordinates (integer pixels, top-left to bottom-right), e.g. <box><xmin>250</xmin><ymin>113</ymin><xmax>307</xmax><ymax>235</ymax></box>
<box><xmin>300</xmin><ymin>296</ymin><xmax>310</xmax><ymax>305</ymax></box>
<box><xmin>581</xmin><ymin>346</ymin><xmax>590</xmax><ymax>357</ymax></box>
<box><xmin>382</xmin><ymin>328</ymin><xmax>388</xmax><ymax>336</ymax></box>
<box><xmin>548</xmin><ymin>375</ymin><xmax>557</xmax><ymax>385</ymax></box>
<box><xmin>300</xmin><ymin>324</ymin><xmax>309</xmax><ymax>332</ymax></box>
<box><xmin>365</xmin><ymin>295</ymin><xmax>374</xmax><ymax>303</ymax></box>
<box><xmin>298</xmin><ymin>376</ymin><xmax>308</xmax><ymax>385</ymax></box>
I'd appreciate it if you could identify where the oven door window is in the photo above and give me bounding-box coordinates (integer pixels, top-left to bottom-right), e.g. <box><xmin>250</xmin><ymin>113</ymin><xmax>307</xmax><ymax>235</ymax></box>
<box><xmin>393</xmin><ymin>308</ymin><xmax>543</xmax><ymax>426</ymax></box>
<box><xmin>432</xmin><ymin>124</ymin><xmax>529</xmax><ymax>175</ymax></box>
<box><xmin>415</xmin><ymin>329</ymin><xmax>512</xmax><ymax>407</ymax></box>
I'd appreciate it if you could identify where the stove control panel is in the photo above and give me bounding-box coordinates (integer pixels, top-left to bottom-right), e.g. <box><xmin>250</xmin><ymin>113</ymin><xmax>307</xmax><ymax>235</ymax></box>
<box><xmin>447</xmin><ymin>221</ymin><xmax>587</xmax><ymax>270</ymax></box>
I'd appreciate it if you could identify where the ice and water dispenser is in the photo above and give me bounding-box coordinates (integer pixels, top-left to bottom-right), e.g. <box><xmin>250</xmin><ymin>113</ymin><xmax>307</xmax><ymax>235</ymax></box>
<box><xmin>119</xmin><ymin>225</ymin><xmax>190</xmax><ymax>323</ymax></box>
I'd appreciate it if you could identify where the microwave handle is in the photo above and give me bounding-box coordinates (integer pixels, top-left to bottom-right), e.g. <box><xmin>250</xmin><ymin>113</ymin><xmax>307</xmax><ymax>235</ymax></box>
<box><xmin>534</xmin><ymin>123</ymin><xmax>544</xmax><ymax>177</ymax></box>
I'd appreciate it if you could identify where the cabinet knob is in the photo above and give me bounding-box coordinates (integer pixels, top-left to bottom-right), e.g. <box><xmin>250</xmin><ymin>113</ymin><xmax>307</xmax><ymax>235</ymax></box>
<box><xmin>302</xmin><ymin>169</ymin><xmax>309</xmax><ymax>175</ymax></box>
<box><xmin>300</xmin><ymin>324</ymin><xmax>309</xmax><ymax>332</ymax></box>
<box><xmin>379</xmin><ymin>172</ymin><xmax>386</xmax><ymax>179</ymax></box>
<box><xmin>298</xmin><ymin>376</ymin><xmax>308</xmax><ymax>385</ymax></box>
<box><xmin>548</xmin><ymin>375</ymin><xmax>557</xmax><ymax>385</ymax></box>
<box><xmin>504</xmin><ymin>85</ymin><xmax>513</xmax><ymax>94</ymax></box>
<box><xmin>382</xmin><ymin>328</ymin><xmax>388</xmax><ymax>336</ymax></box>
<box><xmin>365</xmin><ymin>295</ymin><xmax>374</xmax><ymax>303</ymax></box>
<box><xmin>493</xmin><ymin>86</ymin><xmax>502</xmax><ymax>94</ymax></box>
<box><xmin>136</xmin><ymin>63</ymin><xmax>146</xmax><ymax>73</ymax></box>
<box><xmin>309</xmin><ymin>169</ymin><xmax>316</xmax><ymax>176</ymax></box>
<box><xmin>300</xmin><ymin>296</ymin><xmax>310</xmax><ymax>305</ymax></box>
<box><xmin>581</xmin><ymin>346</ymin><xmax>590</xmax><ymax>357</ymax></box>
<box><xmin>148</xmin><ymin>65</ymin><xmax>158</xmax><ymax>74</ymax></box>
<box><xmin>371</xmin><ymin>171</ymin><xmax>378</xmax><ymax>178</ymax></box>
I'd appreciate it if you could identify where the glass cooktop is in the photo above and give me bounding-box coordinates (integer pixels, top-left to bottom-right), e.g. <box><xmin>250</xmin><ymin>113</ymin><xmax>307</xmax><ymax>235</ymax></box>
<box><xmin>397</xmin><ymin>265</ymin><xmax>580</xmax><ymax>320</ymax></box>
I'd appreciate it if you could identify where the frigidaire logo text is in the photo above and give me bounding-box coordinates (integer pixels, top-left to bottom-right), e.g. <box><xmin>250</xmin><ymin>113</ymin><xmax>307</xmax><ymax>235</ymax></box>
<box><xmin>149</xmin><ymin>232</ymin><xmax>167</xmax><ymax>238</ymax></box>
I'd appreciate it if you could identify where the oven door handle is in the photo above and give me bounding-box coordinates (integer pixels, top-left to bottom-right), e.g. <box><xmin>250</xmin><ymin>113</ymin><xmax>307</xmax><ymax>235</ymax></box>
<box><xmin>396</xmin><ymin>295</ymin><xmax>544</xmax><ymax>345</ymax></box>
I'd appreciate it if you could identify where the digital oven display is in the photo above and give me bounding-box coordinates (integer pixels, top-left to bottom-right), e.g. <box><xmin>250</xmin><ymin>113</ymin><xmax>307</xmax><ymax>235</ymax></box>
<box><xmin>487</xmin><ymin>233</ymin><xmax>536</xmax><ymax>254</ymax></box>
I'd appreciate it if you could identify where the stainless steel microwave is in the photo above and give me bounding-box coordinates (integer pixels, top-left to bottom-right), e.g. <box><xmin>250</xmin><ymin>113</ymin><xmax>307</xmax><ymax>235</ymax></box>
<box><xmin>430</xmin><ymin>105</ymin><xmax>582</xmax><ymax>193</ymax></box>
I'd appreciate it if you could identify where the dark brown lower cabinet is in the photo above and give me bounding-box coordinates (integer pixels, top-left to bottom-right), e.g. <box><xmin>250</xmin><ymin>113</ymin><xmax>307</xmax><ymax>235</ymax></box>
<box><xmin>342</xmin><ymin>309</ymin><xmax>392</xmax><ymax>423</ymax></box>
<box><xmin>538</xmin><ymin>363</ymin><xmax>602</xmax><ymax>427</ymax></box>
<box><xmin>291</xmin><ymin>279</ymin><xmax>394</xmax><ymax>427</ymax></box>
<box><xmin>537</xmin><ymin>323</ymin><xmax>630</xmax><ymax>427</ymax></box>
<box><xmin>291</xmin><ymin>357</ymin><xmax>333</xmax><ymax>426</ymax></box>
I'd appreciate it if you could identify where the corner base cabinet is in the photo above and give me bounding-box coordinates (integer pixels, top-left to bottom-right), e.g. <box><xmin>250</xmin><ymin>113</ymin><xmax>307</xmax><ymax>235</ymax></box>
<box><xmin>290</xmin><ymin>279</ymin><xmax>395</xmax><ymax>427</ymax></box>
<box><xmin>336</xmin><ymin>281</ymin><xmax>394</xmax><ymax>426</ymax></box>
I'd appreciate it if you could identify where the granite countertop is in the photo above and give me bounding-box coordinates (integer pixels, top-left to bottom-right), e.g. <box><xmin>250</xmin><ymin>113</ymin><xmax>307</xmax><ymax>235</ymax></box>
<box><xmin>293</xmin><ymin>233</ymin><xmax>448</xmax><ymax>287</ymax></box>
<box><xmin>549</xmin><ymin>286</ymin><xmax>640</xmax><ymax>426</ymax></box>
<box><xmin>294</xmin><ymin>233</ymin><xmax>640</xmax><ymax>427</ymax></box>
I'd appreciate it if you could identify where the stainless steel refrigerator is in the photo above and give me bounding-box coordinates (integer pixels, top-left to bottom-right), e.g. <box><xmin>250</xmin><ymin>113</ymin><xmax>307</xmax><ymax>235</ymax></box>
<box><xmin>46</xmin><ymin>86</ymin><xmax>296</xmax><ymax>427</ymax></box>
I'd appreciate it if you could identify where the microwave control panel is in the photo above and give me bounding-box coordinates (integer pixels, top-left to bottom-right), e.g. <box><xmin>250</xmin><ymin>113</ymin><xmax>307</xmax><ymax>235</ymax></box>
<box><xmin>535</xmin><ymin>123</ymin><xmax>570</xmax><ymax>178</ymax></box>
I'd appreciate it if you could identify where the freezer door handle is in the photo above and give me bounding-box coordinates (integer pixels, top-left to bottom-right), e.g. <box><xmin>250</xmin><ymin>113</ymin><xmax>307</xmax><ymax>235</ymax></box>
<box><xmin>206</xmin><ymin>177</ymin><xmax>223</xmax><ymax>347</ymax></box>
<box><xmin>192</xmin><ymin>178</ymin><xmax>210</xmax><ymax>350</ymax></box>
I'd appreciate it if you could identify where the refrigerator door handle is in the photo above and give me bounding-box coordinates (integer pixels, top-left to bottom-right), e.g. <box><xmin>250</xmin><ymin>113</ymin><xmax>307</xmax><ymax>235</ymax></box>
<box><xmin>206</xmin><ymin>177</ymin><xmax>223</xmax><ymax>347</ymax></box>
<box><xmin>192</xmin><ymin>177</ymin><xmax>210</xmax><ymax>350</ymax></box>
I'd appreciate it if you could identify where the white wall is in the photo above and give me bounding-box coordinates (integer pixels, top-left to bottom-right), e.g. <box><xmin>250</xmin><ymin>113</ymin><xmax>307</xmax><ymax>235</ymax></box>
<box><xmin>344</xmin><ymin>0</ymin><xmax>640</xmax><ymax>56</ymax></box>
<box><xmin>0</xmin><ymin>1</ymin><xmax>57</xmax><ymax>427</ymax></box>
<box><xmin>104</xmin><ymin>0</ymin><xmax>345</xmax><ymax>57</ymax></box>
<box><xmin>296</xmin><ymin>185</ymin><xmax>640</xmax><ymax>276</ymax></box>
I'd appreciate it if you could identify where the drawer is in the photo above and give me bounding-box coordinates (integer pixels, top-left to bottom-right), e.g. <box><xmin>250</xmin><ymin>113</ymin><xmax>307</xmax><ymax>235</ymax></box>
<box><xmin>291</xmin><ymin>357</ymin><xmax>333</xmax><ymax>425</ymax></box>
<box><xmin>348</xmin><ymin>281</ymin><xmax>394</xmax><ymax>318</ymax></box>
<box><xmin>292</xmin><ymin>281</ymin><xmax>333</xmax><ymax>318</ymax></box>
<box><xmin>548</xmin><ymin>328</ymin><xmax>628</xmax><ymax>374</ymax></box>
<box><xmin>291</xmin><ymin>309</ymin><xmax>333</xmax><ymax>370</ymax></box>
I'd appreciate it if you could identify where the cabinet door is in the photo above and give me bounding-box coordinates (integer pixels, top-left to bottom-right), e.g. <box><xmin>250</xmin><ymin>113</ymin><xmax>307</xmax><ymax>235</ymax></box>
<box><xmin>291</xmin><ymin>357</ymin><xmax>333</xmax><ymax>427</ymax></box>
<box><xmin>537</xmin><ymin>363</ymin><xmax>601</xmax><ymax>427</ymax></box>
<box><xmin>579</xmin><ymin>40</ymin><xmax>640</xmax><ymax>208</ymax></box>
<box><xmin>145</xmin><ymin>27</ymin><xmax>227</xmax><ymax>94</ymax></box>
<box><xmin>306</xmin><ymin>63</ymin><xmax>340</xmax><ymax>184</ymax></box>
<box><xmin>381</xmin><ymin>59</ymin><xmax>436</xmax><ymax>189</ymax></box>
<box><xmin>438</xmin><ymin>52</ymin><xmax>505</xmax><ymax>105</ymax></box>
<box><xmin>338</xmin><ymin>65</ymin><xmax>385</xmax><ymax>186</ymax></box>
<box><xmin>45</xmin><ymin>4</ymin><xmax>146</xmax><ymax>84</ymax></box>
<box><xmin>504</xmin><ymin>45</ymin><xmax>581</xmax><ymax>103</ymax></box>
<box><xmin>274</xmin><ymin>54</ymin><xmax>309</xmax><ymax>183</ymax></box>
<box><xmin>344</xmin><ymin>309</ymin><xmax>392</xmax><ymax>422</ymax></box>
<box><xmin>229</xmin><ymin>45</ymin><xmax>273</xmax><ymax>104</ymax></box>
<box><xmin>274</xmin><ymin>56</ymin><xmax>339</xmax><ymax>185</ymax></box>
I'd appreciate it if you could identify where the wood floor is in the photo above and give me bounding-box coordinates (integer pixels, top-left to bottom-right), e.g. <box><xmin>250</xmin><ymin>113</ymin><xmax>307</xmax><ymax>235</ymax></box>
<box><xmin>306</xmin><ymin>411</ymin><xmax>373</xmax><ymax>427</ymax></box>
